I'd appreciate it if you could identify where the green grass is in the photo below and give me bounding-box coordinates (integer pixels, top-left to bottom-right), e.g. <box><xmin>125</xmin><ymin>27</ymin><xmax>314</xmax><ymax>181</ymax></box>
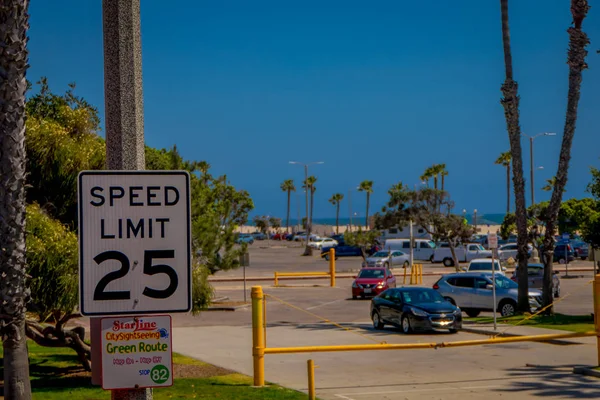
<box><xmin>466</xmin><ymin>313</ymin><xmax>595</xmax><ymax>333</ymax></box>
<box><xmin>1</xmin><ymin>341</ymin><xmax>308</xmax><ymax>399</ymax></box>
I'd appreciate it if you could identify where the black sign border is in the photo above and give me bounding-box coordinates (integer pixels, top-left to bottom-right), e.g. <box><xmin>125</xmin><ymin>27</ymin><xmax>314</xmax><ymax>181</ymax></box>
<box><xmin>78</xmin><ymin>170</ymin><xmax>192</xmax><ymax>316</ymax></box>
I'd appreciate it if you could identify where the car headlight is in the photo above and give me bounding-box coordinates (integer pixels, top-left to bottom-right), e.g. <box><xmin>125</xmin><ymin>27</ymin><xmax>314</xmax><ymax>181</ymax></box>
<box><xmin>453</xmin><ymin>308</ymin><xmax>461</xmax><ymax>315</ymax></box>
<box><xmin>352</xmin><ymin>282</ymin><xmax>359</xmax><ymax>288</ymax></box>
<box><xmin>410</xmin><ymin>307</ymin><xmax>428</xmax><ymax>317</ymax></box>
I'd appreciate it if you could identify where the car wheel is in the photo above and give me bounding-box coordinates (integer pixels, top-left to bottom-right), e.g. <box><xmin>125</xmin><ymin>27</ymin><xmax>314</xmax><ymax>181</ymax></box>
<box><xmin>430</xmin><ymin>255</ymin><xmax>435</xmax><ymax>263</ymax></box>
<box><xmin>465</xmin><ymin>309</ymin><xmax>480</xmax><ymax>318</ymax></box>
<box><xmin>443</xmin><ymin>258</ymin><xmax>454</xmax><ymax>267</ymax></box>
<box><xmin>403</xmin><ymin>261</ymin><xmax>409</xmax><ymax>268</ymax></box>
<box><xmin>554</xmin><ymin>285</ymin><xmax>561</xmax><ymax>298</ymax></box>
<box><xmin>581</xmin><ymin>257</ymin><xmax>587</xmax><ymax>261</ymax></box>
<box><xmin>401</xmin><ymin>316</ymin><xmax>412</xmax><ymax>334</ymax></box>
<box><xmin>558</xmin><ymin>257</ymin><xmax>566</xmax><ymax>265</ymax></box>
<box><xmin>372</xmin><ymin>312</ymin><xmax>384</xmax><ymax>330</ymax></box>
<box><xmin>449</xmin><ymin>328</ymin><xmax>458</xmax><ymax>334</ymax></box>
<box><xmin>499</xmin><ymin>300</ymin><xmax>516</xmax><ymax>317</ymax></box>
<box><xmin>352</xmin><ymin>295</ymin><xmax>357</xmax><ymax>300</ymax></box>
<box><xmin>324</xmin><ymin>254</ymin><xmax>330</xmax><ymax>261</ymax></box>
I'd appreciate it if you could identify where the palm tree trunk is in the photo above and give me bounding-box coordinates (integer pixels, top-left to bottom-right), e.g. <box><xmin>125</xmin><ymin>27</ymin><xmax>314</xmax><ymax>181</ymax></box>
<box><xmin>286</xmin><ymin>189</ymin><xmax>291</xmax><ymax>233</ymax></box>
<box><xmin>441</xmin><ymin>175</ymin><xmax>445</xmax><ymax>192</ymax></box>
<box><xmin>506</xmin><ymin>164</ymin><xmax>511</xmax><ymax>213</ymax></box>
<box><xmin>434</xmin><ymin>176</ymin><xmax>438</xmax><ymax>191</ymax></box>
<box><xmin>365</xmin><ymin>193</ymin><xmax>370</xmax><ymax>229</ymax></box>
<box><xmin>336</xmin><ymin>203</ymin><xmax>340</xmax><ymax>234</ymax></box>
<box><xmin>500</xmin><ymin>0</ymin><xmax>529</xmax><ymax>313</ymax></box>
<box><xmin>0</xmin><ymin>1</ymin><xmax>33</xmax><ymax>398</ymax></box>
<box><xmin>542</xmin><ymin>0</ymin><xmax>590</xmax><ymax>313</ymax></box>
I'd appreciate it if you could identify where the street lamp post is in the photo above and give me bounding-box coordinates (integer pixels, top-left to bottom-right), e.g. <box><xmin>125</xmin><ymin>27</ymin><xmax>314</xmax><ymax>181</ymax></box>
<box><xmin>522</xmin><ymin>132</ymin><xmax>556</xmax><ymax>205</ymax></box>
<box><xmin>474</xmin><ymin>209</ymin><xmax>478</xmax><ymax>233</ymax></box>
<box><xmin>289</xmin><ymin>161</ymin><xmax>324</xmax><ymax>255</ymax></box>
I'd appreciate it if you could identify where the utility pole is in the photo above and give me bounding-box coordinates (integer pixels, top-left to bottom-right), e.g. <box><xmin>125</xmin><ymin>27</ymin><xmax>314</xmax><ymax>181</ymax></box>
<box><xmin>98</xmin><ymin>1</ymin><xmax>151</xmax><ymax>399</ymax></box>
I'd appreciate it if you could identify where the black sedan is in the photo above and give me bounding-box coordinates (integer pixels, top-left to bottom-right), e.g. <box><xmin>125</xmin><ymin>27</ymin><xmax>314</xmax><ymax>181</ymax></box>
<box><xmin>370</xmin><ymin>287</ymin><xmax>462</xmax><ymax>334</ymax></box>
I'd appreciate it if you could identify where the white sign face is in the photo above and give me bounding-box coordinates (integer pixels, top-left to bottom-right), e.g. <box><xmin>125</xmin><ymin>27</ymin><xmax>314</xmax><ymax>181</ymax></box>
<box><xmin>488</xmin><ymin>233</ymin><xmax>498</xmax><ymax>249</ymax></box>
<box><xmin>101</xmin><ymin>315</ymin><xmax>173</xmax><ymax>390</ymax></box>
<box><xmin>78</xmin><ymin>171</ymin><xmax>191</xmax><ymax>316</ymax></box>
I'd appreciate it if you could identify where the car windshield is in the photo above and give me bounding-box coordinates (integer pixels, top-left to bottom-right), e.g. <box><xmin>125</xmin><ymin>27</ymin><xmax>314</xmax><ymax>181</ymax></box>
<box><xmin>494</xmin><ymin>275</ymin><xmax>518</xmax><ymax>289</ymax></box>
<box><xmin>358</xmin><ymin>269</ymin><xmax>385</xmax><ymax>279</ymax></box>
<box><xmin>428</xmin><ymin>241</ymin><xmax>437</xmax><ymax>249</ymax></box>
<box><xmin>372</xmin><ymin>251</ymin><xmax>389</xmax><ymax>258</ymax></box>
<box><xmin>469</xmin><ymin>261</ymin><xmax>501</xmax><ymax>271</ymax></box>
<box><xmin>474</xmin><ymin>244</ymin><xmax>485</xmax><ymax>251</ymax></box>
<box><xmin>401</xmin><ymin>289</ymin><xmax>445</xmax><ymax>304</ymax></box>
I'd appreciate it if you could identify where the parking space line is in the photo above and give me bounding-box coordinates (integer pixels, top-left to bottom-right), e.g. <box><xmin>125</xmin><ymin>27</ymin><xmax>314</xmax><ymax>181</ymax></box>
<box><xmin>306</xmin><ymin>299</ymin><xmax>343</xmax><ymax>310</ymax></box>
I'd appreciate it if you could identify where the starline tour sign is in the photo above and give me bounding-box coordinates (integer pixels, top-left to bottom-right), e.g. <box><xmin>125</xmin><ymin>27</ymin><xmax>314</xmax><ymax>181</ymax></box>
<box><xmin>78</xmin><ymin>171</ymin><xmax>191</xmax><ymax>316</ymax></box>
<box><xmin>101</xmin><ymin>315</ymin><xmax>173</xmax><ymax>389</ymax></box>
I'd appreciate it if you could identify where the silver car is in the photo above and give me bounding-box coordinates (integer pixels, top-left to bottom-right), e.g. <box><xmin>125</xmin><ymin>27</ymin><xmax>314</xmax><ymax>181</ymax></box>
<box><xmin>433</xmin><ymin>272</ymin><xmax>543</xmax><ymax>317</ymax></box>
<box><xmin>362</xmin><ymin>250</ymin><xmax>410</xmax><ymax>268</ymax></box>
<box><xmin>510</xmin><ymin>263</ymin><xmax>561</xmax><ymax>298</ymax></box>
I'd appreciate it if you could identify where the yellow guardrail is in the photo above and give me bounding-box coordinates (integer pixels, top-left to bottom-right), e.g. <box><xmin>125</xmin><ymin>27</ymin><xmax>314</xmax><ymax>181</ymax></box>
<box><xmin>403</xmin><ymin>263</ymin><xmax>423</xmax><ymax>285</ymax></box>
<box><xmin>274</xmin><ymin>248</ymin><xmax>336</xmax><ymax>287</ymax></box>
<box><xmin>251</xmin><ymin>273</ymin><xmax>600</xmax><ymax>389</ymax></box>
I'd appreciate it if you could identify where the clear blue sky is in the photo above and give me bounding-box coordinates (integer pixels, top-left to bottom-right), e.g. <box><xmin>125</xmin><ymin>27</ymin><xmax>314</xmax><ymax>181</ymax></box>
<box><xmin>28</xmin><ymin>1</ymin><xmax>600</xmax><ymax>220</ymax></box>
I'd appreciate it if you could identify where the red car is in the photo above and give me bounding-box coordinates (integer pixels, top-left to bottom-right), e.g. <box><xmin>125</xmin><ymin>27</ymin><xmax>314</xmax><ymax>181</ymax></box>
<box><xmin>351</xmin><ymin>267</ymin><xmax>396</xmax><ymax>299</ymax></box>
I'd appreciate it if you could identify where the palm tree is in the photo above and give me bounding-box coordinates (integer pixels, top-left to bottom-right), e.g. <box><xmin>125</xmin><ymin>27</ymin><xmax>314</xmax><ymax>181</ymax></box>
<box><xmin>541</xmin><ymin>0</ymin><xmax>590</xmax><ymax>313</ymax></box>
<box><xmin>495</xmin><ymin>151</ymin><xmax>512</xmax><ymax>213</ymax></box>
<box><xmin>329</xmin><ymin>193</ymin><xmax>344</xmax><ymax>233</ymax></box>
<box><xmin>542</xmin><ymin>176</ymin><xmax>566</xmax><ymax>192</ymax></box>
<box><xmin>0</xmin><ymin>1</ymin><xmax>33</xmax><ymax>397</ymax></box>
<box><xmin>420</xmin><ymin>166</ymin><xmax>434</xmax><ymax>187</ymax></box>
<box><xmin>302</xmin><ymin>176</ymin><xmax>317</xmax><ymax>256</ymax></box>
<box><xmin>499</xmin><ymin>0</ymin><xmax>530</xmax><ymax>313</ymax></box>
<box><xmin>439</xmin><ymin>164</ymin><xmax>448</xmax><ymax>192</ymax></box>
<box><xmin>280</xmin><ymin>179</ymin><xmax>295</xmax><ymax>233</ymax></box>
<box><xmin>358</xmin><ymin>180</ymin><xmax>374</xmax><ymax>229</ymax></box>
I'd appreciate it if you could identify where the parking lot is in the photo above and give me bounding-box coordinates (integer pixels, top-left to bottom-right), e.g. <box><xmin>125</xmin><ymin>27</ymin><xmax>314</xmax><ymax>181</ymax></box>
<box><xmin>172</xmin><ymin>244</ymin><xmax>600</xmax><ymax>399</ymax></box>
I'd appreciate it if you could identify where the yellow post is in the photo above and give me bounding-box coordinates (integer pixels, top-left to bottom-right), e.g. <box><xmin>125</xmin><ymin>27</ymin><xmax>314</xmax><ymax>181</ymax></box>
<box><xmin>419</xmin><ymin>264</ymin><xmax>423</xmax><ymax>284</ymax></box>
<box><xmin>403</xmin><ymin>264</ymin><xmax>407</xmax><ymax>284</ymax></box>
<box><xmin>329</xmin><ymin>248</ymin><xmax>336</xmax><ymax>287</ymax></box>
<box><xmin>594</xmin><ymin>274</ymin><xmax>600</xmax><ymax>366</ymax></box>
<box><xmin>307</xmin><ymin>359</ymin><xmax>316</xmax><ymax>400</ymax></box>
<box><xmin>410</xmin><ymin>265</ymin><xmax>415</xmax><ymax>285</ymax></box>
<box><xmin>274</xmin><ymin>272</ymin><xmax>278</xmax><ymax>287</ymax></box>
<box><xmin>252</xmin><ymin>286</ymin><xmax>265</xmax><ymax>386</ymax></box>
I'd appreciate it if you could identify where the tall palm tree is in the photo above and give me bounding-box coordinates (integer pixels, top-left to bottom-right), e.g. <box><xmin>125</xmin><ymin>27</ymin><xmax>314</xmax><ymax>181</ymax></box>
<box><xmin>280</xmin><ymin>179</ymin><xmax>295</xmax><ymax>233</ymax></box>
<box><xmin>499</xmin><ymin>0</ymin><xmax>530</xmax><ymax>313</ymax></box>
<box><xmin>439</xmin><ymin>164</ymin><xmax>448</xmax><ymax>192</ymax></box>
<box><xmin>358</xmin><ymin>180</ymin><xmax>374</xmax><ymax>229</ymax></box>
<box><xmin>541</xmin><ymin>0</ymin><xmax>590</xmax><ymax>312</ymax></box>
<box><xmin>420</xmin><ymin>166</ymin><xmax>434</xmax><ymax>187</ymax></box>
<box><xmin>0</xmin><ymin>1</ymin><xmax>33</xmax><ymax>398</ymax></box>
<box><xmin>328</xmin><ymin>193</ymin><xmax>344</xmax><ymax>234</ymax></box>
<box><xmin>495</xmin><ymin>151</ymin><xmax>512</xmax><ymax>213</ymax></box>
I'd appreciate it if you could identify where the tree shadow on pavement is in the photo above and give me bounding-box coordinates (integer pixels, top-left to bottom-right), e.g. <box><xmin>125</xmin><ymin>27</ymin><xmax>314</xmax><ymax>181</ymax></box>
<box><xmin>495</xmin><ymin>364</ymin><xmax>600</xmax><ymax>398</ymax></box>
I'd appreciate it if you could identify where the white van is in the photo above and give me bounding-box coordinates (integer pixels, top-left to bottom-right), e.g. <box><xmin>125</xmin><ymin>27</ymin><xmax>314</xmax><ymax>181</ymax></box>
<box><xmin>383</xmin><ymin>239</ymin><xmax>437</xmax><ymax>262</ymax></box>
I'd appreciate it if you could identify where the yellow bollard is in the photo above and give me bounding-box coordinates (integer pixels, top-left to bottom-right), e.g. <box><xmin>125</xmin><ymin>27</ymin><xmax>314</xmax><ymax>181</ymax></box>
<box><xmin>594</xmin><ymin>274</ymin><xmax>600</xmax><ymax>366</ymax></box>
<box><xmin>307</xmin><ymin>359</ymin><xmax>316</xmax><ymax>400</ymax></box>
<box><xmin>329</xmin><ymin>248</ymin><xmax>336</xmax><ymax>287</ymax></box>
<box><xmin>252</xmin><ymin>286</ymin><xmax>265</xmax><ymax>386</ymax></box>
<box><xmin>403</xmin><ymin>264</ymin><xmax>407</xmax><ymax>284</ymax></box>
<box><xmin>419</xmin><ymin>264</ymin><xmax>423</xmax><ymax>284</ymax></box>
<box><xmin>274</xmin><ymin>272</ymin><xmax>278</xmax><ymax>287</ymax></box>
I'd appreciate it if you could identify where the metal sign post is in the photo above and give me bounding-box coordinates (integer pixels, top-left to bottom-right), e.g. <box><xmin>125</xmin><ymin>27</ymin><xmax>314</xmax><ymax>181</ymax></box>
<box><xmin>409</xmin><ymin>220</ymin><xmax>414</xmax><ymax>269</ymax></box>
<box><xmin>488</xmin><ymin>233</ymin><xmax>498</xmax><ymax>331</ymax></box>
<box><xmin>563</xmin><ymin>233</ymin><xmax>570</xmax><ymax>276</ymax></box>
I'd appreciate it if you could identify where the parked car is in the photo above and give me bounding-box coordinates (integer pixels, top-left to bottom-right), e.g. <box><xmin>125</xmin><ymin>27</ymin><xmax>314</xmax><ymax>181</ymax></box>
<box><xmin>510</xmin><ymin>263</ymin><xmax>561</xmax><ymax>298</ymax></box>
<box><xmin>433</xmin><ymin>243</ymin><xmax>492</xmax><ymax>266</ymax></box>
<box><xmin>330</xmin><ymin>234</ymin><xmax>345</xmax><ymax>244</ymax></box>
<box><xmin>572</xmin><ymin>241</ymin><xmax>589</xmax><ymax>260</ymax></box>
<box><xmin>308</xmin><ymin>237</ymin><xmax>338</xmax><ymax>249</ymax></box>
<box><xmin>351</xmin><ymin>267</ymin><xmax>396</xmax><ymax>299</ymax></box>
<box><xmin>270</xmin><ymin>232</ymin><xmax>288</xmax><ymax>240</ymax></box>
<box><xmin>293</xmin><ymin>233</ymin><xmax>320</xmax><ymax>242</ymax></box>
<box><xmin>383</xmin><ymin>239</ymin><xmax>437</xmax><ymax>262</ymax></box>
<box><xmin>370</xmin><ymin>287</ymin><xmax>462</xmax><ymax>334</ymax></box>
<box><xmin>497</xmin><ymin>243</ymin><xmax>532</xmax><ymax>261</ymax></box>
<box><xmin>362</xmin><ymin>250</ymin><xmax>410</xmax><ymax>268</ymax></box>
<box><xmin>235</xmin><ymin>234</ymin><xmax>254</xmax><ymax>244</ymax></box>
<box><xmin>321</xmin><ymin>245</ymin><xmax>362</xmax><ymax>260</ymax></box>
<box><xmin>251</xmin><ymin>231</ymin><xmax>267</xmax><ymax>240</ymax></box>
<box><xmin>539</xmin><ymin>243</ymin><xmax>575</xmax><ymax>264</ymax></box>
<box><xmin>433</xmin><ymin>272</ymin><xmax>543</xmax><ymax>317</ymax></box>
<box><xmin>462</xmin><ymin>258</ymin><xmax>507</xmax><ymax>276</ymax></box>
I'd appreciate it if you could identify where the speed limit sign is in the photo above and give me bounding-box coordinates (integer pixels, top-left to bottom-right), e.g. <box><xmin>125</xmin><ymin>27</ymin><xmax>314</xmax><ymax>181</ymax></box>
<box><xmin>78</xmin><ymin>171</ymin><xmax>191</xmax><ymax>316</ymax></box>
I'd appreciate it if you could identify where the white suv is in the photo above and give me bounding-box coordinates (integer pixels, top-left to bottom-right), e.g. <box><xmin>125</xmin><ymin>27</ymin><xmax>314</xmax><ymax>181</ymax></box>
<box><xmin>462</xmin><ymin>258</ymin><xmax>507</xmax><ymax>276</ymax></box>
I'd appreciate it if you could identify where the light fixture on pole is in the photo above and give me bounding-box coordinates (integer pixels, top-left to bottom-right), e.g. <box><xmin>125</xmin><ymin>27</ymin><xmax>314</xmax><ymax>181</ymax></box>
<box><xmin>474</xmin><ymin>209</ymin><xmax>478</xmax><ymax>232</ymax></box>
<box><xmin>522</xmin><ymin>132</ymin><xmax>556</xmax><ymax>206</ymax></box>
<box><xmin>289</xmin><ymin>161</ymin><xmax>324</xmax><ymax>255</ymax></box>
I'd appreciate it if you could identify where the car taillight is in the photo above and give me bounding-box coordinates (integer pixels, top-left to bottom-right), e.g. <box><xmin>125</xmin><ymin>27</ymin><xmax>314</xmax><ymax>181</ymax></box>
<box><xmin>432</xmin><ymin>284</ymin><xmax>439</xmax><ymax>290</ymax></box>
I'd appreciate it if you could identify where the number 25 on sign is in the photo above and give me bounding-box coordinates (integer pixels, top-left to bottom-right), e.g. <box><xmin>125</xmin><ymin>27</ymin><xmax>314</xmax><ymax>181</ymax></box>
<box><xmin>78</xmin><ymin>171</ymin><xmax>192</xmax><ymax>316</ymax></box>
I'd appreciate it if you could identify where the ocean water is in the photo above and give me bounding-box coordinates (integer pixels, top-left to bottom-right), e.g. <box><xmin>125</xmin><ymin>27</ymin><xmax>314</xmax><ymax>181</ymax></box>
<box><xmin>262</xmin><ymin>213</ymin><xmax>507</xmax><ymax>227</ymax></box>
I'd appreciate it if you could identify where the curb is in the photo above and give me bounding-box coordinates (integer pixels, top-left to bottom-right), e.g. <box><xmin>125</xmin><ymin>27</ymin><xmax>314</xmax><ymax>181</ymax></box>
<box><xmin>573</xmin><ymin>366</ymin><xmax>600</xmax><ymax>378</ymax></box>
<box><xmin>461</xmin><ymin>326</ymin><xmax>581</xmax><ymax>345</ymax></box>
<box><xmin>203</xmin><ymin>303</ymin><xmax>251</xmax><ymax>312</ymax></box>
